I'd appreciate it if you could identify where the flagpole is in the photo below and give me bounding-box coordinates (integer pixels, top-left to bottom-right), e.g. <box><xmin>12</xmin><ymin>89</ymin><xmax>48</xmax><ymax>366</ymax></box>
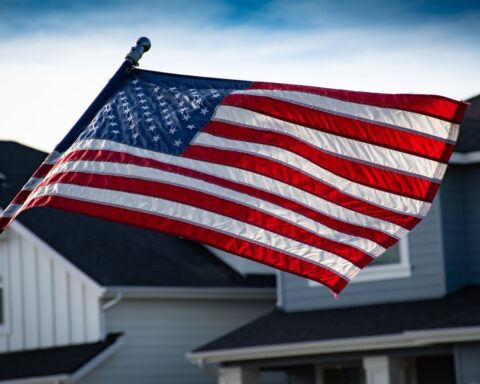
<box><xmin>54</xmin><ymin>37</ymin><xmax>152</xmax><ymax>152</ymax></box>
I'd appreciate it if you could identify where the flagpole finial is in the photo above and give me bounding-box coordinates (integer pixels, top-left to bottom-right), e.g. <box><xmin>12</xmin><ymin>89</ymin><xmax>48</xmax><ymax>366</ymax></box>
<box><xmin>125</xmin><ymin>37</ymin><xmax>151</xmax><ymax>67</ymax></box>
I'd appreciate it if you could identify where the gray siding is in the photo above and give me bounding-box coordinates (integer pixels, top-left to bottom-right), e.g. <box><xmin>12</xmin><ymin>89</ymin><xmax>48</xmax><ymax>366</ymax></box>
<box><xmin>455</xmin><ymin>343</ymin><xmax>480</xmax><ymax>384</ymax></box>
<box><xmin>281</xmin><ymin>197</ymin><xmax>447</xmax><ymax>311</ymax></box>
<box><xmin>442</xmin><ymin>164</ymin><xmax>480</xmax><ymax>291</ymax></box>
<box><xmin>441</xmin><ymin>165</ymin><xmax>468</xmax><ymax>291</ymax></box>
<box><xmin>80</xmin><ymin>297</ymin><xmax>273</xmax><ymax>384</ymax></box>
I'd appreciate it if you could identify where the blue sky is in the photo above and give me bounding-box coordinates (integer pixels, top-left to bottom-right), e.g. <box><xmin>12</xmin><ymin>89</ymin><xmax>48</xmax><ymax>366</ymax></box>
<box><xmin>1</xmin><ymin>0</ymin><xmax>479</xmax><ymax>151</ymax></box>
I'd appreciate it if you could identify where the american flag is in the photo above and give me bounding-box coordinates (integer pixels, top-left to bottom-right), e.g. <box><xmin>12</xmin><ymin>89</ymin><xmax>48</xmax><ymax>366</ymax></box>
<box><xmin>0</xmin><ymin>69</ymin><xmax>467</xmax><ymax>293</ymax></box>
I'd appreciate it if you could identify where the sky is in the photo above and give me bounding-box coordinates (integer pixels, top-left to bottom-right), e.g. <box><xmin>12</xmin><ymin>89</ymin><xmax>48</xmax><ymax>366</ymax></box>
<box><xmin>0</xmin><ymin>0</ymin><xmax>479</xmax><ymax>152</ymax></box>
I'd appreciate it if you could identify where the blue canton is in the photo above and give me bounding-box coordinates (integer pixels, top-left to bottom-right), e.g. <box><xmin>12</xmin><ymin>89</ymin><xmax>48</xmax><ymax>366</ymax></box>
<box><xmin>78</xmin><ymin>72</ymin><xmax>250</xmax><ymax>155</ymax></box>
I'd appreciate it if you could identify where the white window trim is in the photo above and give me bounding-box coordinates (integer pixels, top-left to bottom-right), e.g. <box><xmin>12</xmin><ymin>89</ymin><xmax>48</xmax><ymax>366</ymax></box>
<box><xmin>309</xmin><ymin>236</ymin><xmax>411</xmax><ymax>287</ymax></box>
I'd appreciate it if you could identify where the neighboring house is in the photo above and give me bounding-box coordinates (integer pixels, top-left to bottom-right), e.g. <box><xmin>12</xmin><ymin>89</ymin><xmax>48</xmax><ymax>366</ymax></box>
<box><xmin>0</xmin><ymin>141</ymin><xmax>276</xmax><ymax>383</ymax></box>
<box><xmin>189</xmin><ymin>95</ymin><xmax>480</xmax><ymax>384</ymax></box>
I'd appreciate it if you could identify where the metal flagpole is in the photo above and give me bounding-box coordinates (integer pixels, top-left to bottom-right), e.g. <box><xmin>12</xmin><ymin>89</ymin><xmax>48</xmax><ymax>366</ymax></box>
<box><xmin>54</xmin><ymin>37</ymin><xmax>151</xmax><ymax>153</ymax></box>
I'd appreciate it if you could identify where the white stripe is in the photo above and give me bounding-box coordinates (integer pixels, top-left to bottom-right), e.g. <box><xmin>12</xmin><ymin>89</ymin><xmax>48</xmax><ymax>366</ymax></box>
<box><xmin>2</xmin><ymin>203</ymin><xmax>21</xmax><ymax>218</ymax></box>
<box><xmin>28</xmin><ymin>182</ymin><xmax>361</xmax><ymax>280</ymax></box>
<box><xmin>44</xmin><ymin>151</ymin><xmax>61</xmax><ymax>165</ymax></box>
<box><xmin>232</xmin><ymin>89</ymin><xmax>457</xmax><ymax>141</ymax></box>
<box><xmin>213</xmin><ymin>105</ymin><xmax>445</xmax><ymax>180</ymax></box>
<box><xmin>51</xmin><ymin>159</ymin><xmax>386</xmax><ymax>256</ymax></box>
<box><xmin>24</xmin><ymin>178</ymin><xmax>43</xmax><ymax>191</ymax></box>
<box><xmin>66</xmin><ymin>139</ymin><xmax>408</xmax><ymax>238</ymax></box>
<box><xmin>193</xmin><ymin>132</ymin><xmax>428</xmax><ymax>217</ymax></box>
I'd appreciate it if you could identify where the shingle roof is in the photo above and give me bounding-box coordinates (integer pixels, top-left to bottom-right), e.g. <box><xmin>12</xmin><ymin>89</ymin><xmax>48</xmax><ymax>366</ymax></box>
<box><xmin>0</xmin><ymin>141</ymin><xmax>274</xmax><ymax>288</ymax></box>
<box><xmin>0</xmin><ymin>333</ymin><xmax>121</xmax><ymax>381</ymax></box>
<box><xmin>194</xmin><ymin>286</ymin><xmax>480</xmax><ymax>352</ymax></box>
<box><xmin>455</xmin><ymin>94</ymin><xmax>480</xmax><ymax>153</ymax></box>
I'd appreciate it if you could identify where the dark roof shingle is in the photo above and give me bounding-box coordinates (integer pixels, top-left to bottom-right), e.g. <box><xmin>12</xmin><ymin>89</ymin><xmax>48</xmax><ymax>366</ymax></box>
<box><xmin>194</xmin><ymin>286</ymin><xmax>480</xmax><ymax>352</ymax></box>
<box><xmin>0</xmin><ymin>333</ymin><xmax>121</xmax><ymax>381</ymax></box>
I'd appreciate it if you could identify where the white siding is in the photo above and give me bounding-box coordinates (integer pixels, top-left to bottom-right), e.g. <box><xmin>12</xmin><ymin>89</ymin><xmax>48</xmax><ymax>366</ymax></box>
<box><xmin>0</xmin><ymin>228</ymin><xmax>102</xmax><ymax>352</ymax></box>
<box><xmin>80</xmin><ymin>298</ymin><xmax>274</xmax><ymax>384</ymax></box>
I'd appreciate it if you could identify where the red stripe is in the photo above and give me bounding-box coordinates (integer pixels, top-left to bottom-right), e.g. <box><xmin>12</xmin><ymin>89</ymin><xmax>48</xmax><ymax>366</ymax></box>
<box><xmin>24</xmin><ymin>194</ymin><xmax>349</xmax><ymax>293</ymax></box>
<box><xmin>183</xmin><ymin>145</ymin><xmax>421</xmax><ymax>229</ymax></box>
<box><xmin>43</xmin><ymin>171</ymin><xmax>373</xmax><ymax>267</ymax></box>
<box><xmin>11</xmin><ymin>189</ymin><xmax>34</xmax><ymax>205</ymax></box>
<box><xmin>221</xmin><ymin>94</ymin><xmax>455</xmax><ymax>162</ymax></box>
<box><xmin>203</xmin><ymin>121</ymin><xmax>439</xmax><ymax>202</ymax></box>
<box><xmin>60</xmin><ymin>149</ymin><xmax>398</xmax><ymax>247</ymax></box>
<box><xmin>0</xmin><ymin>216</ymin><xmax>11</xmax><ymax>231</ymax></box>
<box><xmin>250</xmin><ymin>82</ymin><xmax>468</xmax><ymax>124</ymax></box>
<box><xmin>32</xmin><ymin>163</ymin><xmax>54</xmax><ymax>178</ymax></box>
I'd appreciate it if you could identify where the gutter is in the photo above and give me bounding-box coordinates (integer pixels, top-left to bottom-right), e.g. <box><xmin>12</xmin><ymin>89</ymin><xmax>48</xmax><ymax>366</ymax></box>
<box><xmin>104</xmin><ymin>286</ymin><xmax>276</xmax><ymax>300</ymax></box>
<box><xmin>450</xmin><ymin>150</ymin><xmax>480</xmax><ymax>164</ymax></box>
<box><xmin>188</xmin><ymin>325</ymin><xmax>480</xmax><ymax>365</ymax></box>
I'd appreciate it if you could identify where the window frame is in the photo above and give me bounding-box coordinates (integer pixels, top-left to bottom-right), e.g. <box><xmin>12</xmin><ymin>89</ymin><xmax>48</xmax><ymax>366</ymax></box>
<box><xmin>309</xmin><ymin>236</ymin><xmax>411</xmax><ymax>287</ymax></box>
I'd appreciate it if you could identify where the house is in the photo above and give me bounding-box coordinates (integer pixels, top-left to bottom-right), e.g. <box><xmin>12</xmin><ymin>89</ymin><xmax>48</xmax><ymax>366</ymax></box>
<box><xmin>0</xmin><ymin>141</ymin><xmax>276</xmax><ymax>383</ymax></box>
<box><xmin>188</xmin><ymin>95</ymin><xmax>480</xmax><ymax>384</ymax></box>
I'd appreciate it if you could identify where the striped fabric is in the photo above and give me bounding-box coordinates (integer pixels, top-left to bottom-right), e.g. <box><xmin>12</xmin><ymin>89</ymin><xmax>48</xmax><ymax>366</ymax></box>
<box><xmin>0</xmin><ymin>70</ymin><xmax>467</xmax><ymax>293</ymax></box>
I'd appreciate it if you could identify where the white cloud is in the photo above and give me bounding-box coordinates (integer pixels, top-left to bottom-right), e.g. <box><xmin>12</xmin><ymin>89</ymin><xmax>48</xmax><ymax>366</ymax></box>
<box><xmin>0</xmin><ymin>10</ymin><xmax>478</xmax><ymax>151</ymax></box>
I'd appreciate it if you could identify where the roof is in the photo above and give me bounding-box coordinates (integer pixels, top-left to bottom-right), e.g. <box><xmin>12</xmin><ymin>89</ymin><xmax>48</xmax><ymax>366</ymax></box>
<box><xmin>0</xmin><ymin>333</ymin><xmax>122</xmax><ymax>382</ymax></box>
<box><xmin>455</xmin><ymin>94</ymin><xmax>480</xmax><ymax>153</ymax></box>
<box><xmin>194</xmin><ymin>286</ymin><xmax>480</xmax><ymax>353</ymax></box>
<box><xmin>0</xmin><ymin>141</ymin><xmax>274</xmax><ymax>288</ymax></box>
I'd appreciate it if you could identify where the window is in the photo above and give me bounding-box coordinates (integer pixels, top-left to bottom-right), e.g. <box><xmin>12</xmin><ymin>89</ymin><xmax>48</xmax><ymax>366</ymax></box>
<box><xmin>309</xmin><ymin>236</ymin><xmax>411</xmax><ymax>287</ymax></box>
<box><xmin>352</xmin><ymin>236</ymin><xmax>411</xmax><ymax>283</ymax></box>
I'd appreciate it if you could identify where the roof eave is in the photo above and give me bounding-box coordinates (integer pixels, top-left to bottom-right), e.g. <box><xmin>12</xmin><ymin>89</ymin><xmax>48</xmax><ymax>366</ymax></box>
<box><xmin>188</xmin><ymin>325</ymin><xmax>480</xmax><ymax>365</ymax></box>
<box><xmin>450</xmin><ymin>150</ymin><xmax>480</xmax><ymax>164</ymax></box>
<box><xmin>104</xmin><ymin>286</ymin><xmax>276</xmax><ymax>300</ymax></box>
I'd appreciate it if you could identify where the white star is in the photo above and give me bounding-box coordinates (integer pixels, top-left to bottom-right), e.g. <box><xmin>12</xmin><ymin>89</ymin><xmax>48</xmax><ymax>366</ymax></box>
<box><xmin>132</xmin><ymin>132</ymin><xmax>140</xmax><ymax>139</ymax></box>
<box><xmin>141</xmin><ymin>105</ymin><xmax>149</xmax><ymax>110</ymax></box>
<box><xmin>120</xmin><ymin>96</ymin><xmax>127</xmax><ymax>102</ymax></box>
<box><xmin>124</xmin><ymin>107</ymin><xmax>131</xmax><ymax>114</ymax></box>
<box><xmin>168</xmin><ymin>127</ymin><xmax>177</xmax><ymax>134</ymax></box>
<box><xmin>137</xmin><ymin>93</ymin><xmax>144</xmax><ymax>98</ymax></box>
<box><xmin>179</xmin><ymin>101</ymin><xmax>185</xmax><ymax>107</ymax></box>
<box><xmin>166</xmin><ymin>120</ymin><xmax>173</xmax><ymax>126</ymax></box>
<box><xmin>161</xmin><ymin>108</ymin><xmax>169</xmax><ymax>114</ymax></box>
<box><xmin>169</xmin><ymin>87</ymin><xmax>177</xmax><ymax>91</ymax></box>
<box><xmin>146</xmin><ymin>117</ymin><xmax>154</xmax><ymax>123</ymax></box>
<box><xmin>156</xmin><ymin>95</ymin><xmax>164</xmax><ymax>101</ymax></box>
<box><xmin>154</xmin><ymin>86</ymin><xmax>160</xmax><ymax>93</ymax></box>
<box><xmin>144</xmin><ymin>111</ymin><xmax>152</xmax><ymax>116</ymax></box>
<box><xmin>153</xmin><ymin>135</ymin><xmax>160</xmax><ymax>142</ymax></box>
<box><xmin>112</xmin><ymin>129</ymin><xmax>120</xmax><ymax>135</ymax></box>
<box><xmin>148</xmin><ymin>125</ymin><xmax>156</xmax><ymax>132</ymax></box>
<box><xmin>118</xmin><ymin>91</ymin><xmax>125</xmax><ymax>95</ymax></box>
<box><xmin>109</xmin><ymin>122</ymin><xmax>118</xmax><ymax>127</ymax></box>
<box><xmin>139</xmin><ymin>99</ymin><xmax>147</xmax><ymax>104</ymax></box>
<box><xmin>200</xmin><ymin>107</ymin><xmax>209</xmax><ymax>115</ymax></box>
<box><xmin>174</xmin><ymin>93</ymin><xmax>181</xmax><ymax>100</ymax></box>
<box><xmin>106</xmin><ymin>115</ymin><xmax>115</xmax><ymax>120</ymax></box>
<box><xmin>121</xmin><ymin>102</ymin><xmax>129</xmax><ymax>108</ymax></box>
<box><xmin>187</xmin><ymin>124</ymin><xmax>195</xmax><ymax>130</ymax></box>
<box><xmin>159</xmin><ymin>101</ymin><xmax>167</xmax><ymax>107</ymax></box>
<box><xmin>134</xmin><ymin>87</ymin><xmax>142</xmax><ymax>91</ymax></box>
<box><xmin>182</xmin><ymin>114</ymin><xmax>190</xmax><ymax>121</ymax></box>
<box><xmin>126</xmin><ymin>115</ymin><xmax>134</xmax><ymax>122</ymax></box>
<box><xmin>132</xmin><ymin>79</ymin><xmax>139</xmax><ymax>85</ymax></box>
<box><xmin>174</xmin><ymin>139</ymin><xmax>182</xmax><ymax>147</ymax></box>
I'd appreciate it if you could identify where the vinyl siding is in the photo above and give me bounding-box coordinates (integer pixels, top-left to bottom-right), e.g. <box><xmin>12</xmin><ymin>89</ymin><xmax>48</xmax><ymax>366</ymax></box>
<box><xmin>0</xmin><ymin>227</ymin><xmax>102</xmax><ymax>352</ymax></box>
<box><xmin>442</xmin><ymin>164</ymin><xmax>480</xmax><ymax>291</ymax></box>
<box><xmin>80</xmin><ymin>297</ymin><xmax>273</xmax><ymax>384</ymax></box>
<box><xmin>280</xmin><ymin>196</ymin><xmax>446</xmax><ymax>311</ymax></box>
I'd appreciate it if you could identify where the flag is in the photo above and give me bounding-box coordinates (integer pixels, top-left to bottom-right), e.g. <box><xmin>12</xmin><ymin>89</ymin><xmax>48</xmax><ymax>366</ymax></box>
<box><xmin>0</xmin><ymin>68</ymin><xmax>468</xmax><ymax>293</ymax></box>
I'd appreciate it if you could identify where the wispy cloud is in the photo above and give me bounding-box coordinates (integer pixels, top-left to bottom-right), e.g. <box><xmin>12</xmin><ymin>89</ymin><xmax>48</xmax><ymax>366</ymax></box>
<box><xmin>0</xmin><ymin>0</ymin><xmax>478</xmax><ymax>151</ymax></box>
